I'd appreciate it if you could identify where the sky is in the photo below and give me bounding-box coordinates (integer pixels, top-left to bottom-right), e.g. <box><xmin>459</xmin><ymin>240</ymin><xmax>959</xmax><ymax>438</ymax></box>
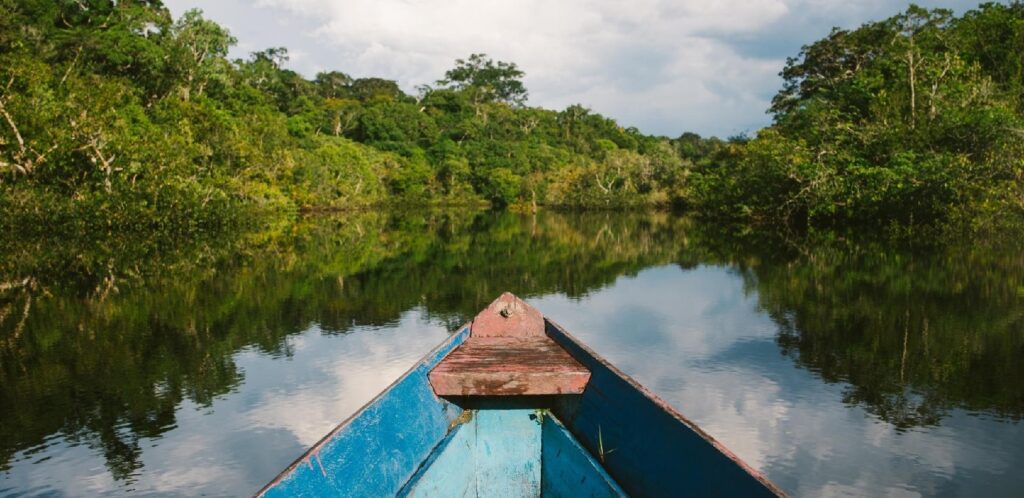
<box><xmin>163</xmin><ymin>0</ymin><xmax>986</xmax><ymax>138</ymax></box>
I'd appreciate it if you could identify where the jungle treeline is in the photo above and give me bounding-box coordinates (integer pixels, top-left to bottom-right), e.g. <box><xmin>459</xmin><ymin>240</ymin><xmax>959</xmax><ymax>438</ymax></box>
<box><xmin>0</xmin><ymin>1</ymin><xmax>1022</xmax><ymax>232</ymax></box>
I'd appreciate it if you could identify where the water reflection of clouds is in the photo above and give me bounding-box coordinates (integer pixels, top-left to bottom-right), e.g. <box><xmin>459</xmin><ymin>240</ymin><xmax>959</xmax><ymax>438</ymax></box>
<box><xmin>8</xmin><ymin>264</ymin><xmax>1023</xmax><ymax>496</ymax></box>
<box><xmin>244</xmin><ymin>321</ymin><xmax>448</xmax><ymax>448</ymax></box>
<box><xmin>4</xmin><ymin>309</ymin><xmax>450</xmax><ymax>496</ymax></box>
<box><xmin>534</xmin><ymin>264</ymin><xmax>1024</xmax><ymax>497</ymax></box>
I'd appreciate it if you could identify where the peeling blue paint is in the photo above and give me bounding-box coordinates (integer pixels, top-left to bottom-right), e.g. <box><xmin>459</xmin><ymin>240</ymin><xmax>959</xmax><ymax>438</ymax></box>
<box><xmin>399</xmin><ymin>408</ymin><xmax>543</xmax><ymax>497</ymax></box>
<box><xmin>400</xmin><ymin>408</ymin><xmax>622</xmax><ymax>498</ymax></box>
<box><xmin>398</xmin><ymin>421</ymin><xmax>476</xmax><ymax>497</ymax></box>
<box><xmin>258</xmin><ymin>326</ymin><xmax>470</xmax><ymax>498</ymax></box>
<box><xmin>474</xmin><ymin>409</ymin><xmax>542</xmax><ymax>497</ymax></box>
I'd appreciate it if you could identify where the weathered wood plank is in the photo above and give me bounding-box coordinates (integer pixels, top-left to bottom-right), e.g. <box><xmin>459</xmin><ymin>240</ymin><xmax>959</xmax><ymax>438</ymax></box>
<box><xmin>431</xmin><ymin>293</ymin><xmax>591</xmax><ymax>396</ymax></box>
<box><xmin>429</xmin><ymin>337</ymin><xmax>591</xmax><ymax>396</ymax></box>
<box><xmin>470</xmin><ymin>291</ymin><xmax>545</xmax><ymax>338</ymax></box>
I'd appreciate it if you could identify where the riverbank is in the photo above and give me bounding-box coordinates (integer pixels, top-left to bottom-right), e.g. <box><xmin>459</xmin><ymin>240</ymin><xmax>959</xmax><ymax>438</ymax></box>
<box><xmin>3</xmin><ymin>3</ymin><xmax>1021</xmax><ymax>237</ymax></box>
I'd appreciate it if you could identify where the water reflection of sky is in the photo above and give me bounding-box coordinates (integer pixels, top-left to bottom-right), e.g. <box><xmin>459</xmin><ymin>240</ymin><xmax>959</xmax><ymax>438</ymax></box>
<box><xmin>532</xmin><ymin>265</ymin><xmax>1023</xmax><ymax>498</ymax></box>
<box><xmin>3</xmin><ymin>310</ymin><xmax>452</xmax><ymax>497</ymax></box>
<box><xmin>4</xmin><ymin>264</ymin><xmax>1021</xmax><ymax>497</ymax></box>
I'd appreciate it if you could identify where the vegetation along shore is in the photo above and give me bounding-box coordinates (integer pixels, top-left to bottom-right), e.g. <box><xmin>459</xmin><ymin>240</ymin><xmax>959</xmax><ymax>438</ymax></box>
<box><xmin>1</xmin><ymin>1</ymin><xmax>1022</xmax><ymax>234</ymax></box>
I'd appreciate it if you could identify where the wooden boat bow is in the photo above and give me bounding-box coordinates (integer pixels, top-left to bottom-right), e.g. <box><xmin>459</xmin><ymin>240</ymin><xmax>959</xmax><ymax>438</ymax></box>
<box><xmin>256</xmin><ymin>292</ymin><xmax>787</xmax><ymax>497</ymax></box>
<box><xmin>428</xmin><ymin>292</ymin><xmax>591</xmax><ymax>396</ymax></box>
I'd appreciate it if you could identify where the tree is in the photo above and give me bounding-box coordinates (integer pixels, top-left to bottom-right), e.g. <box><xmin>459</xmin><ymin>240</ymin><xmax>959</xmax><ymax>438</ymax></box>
<box><xmin>349</xmin><ymin>78</ymin><xmax>403</xmax><ymax>102</ymax></box>
<box><xmin>437</xmin><ymin>54</ymin><xmax>528</xmax><ymax>107</ymax></box>
<box><xmin>953</xmin><ymin>2</ymin><xmax>1024</xmax><ymax>111</ymax></box>
<box><xmin>478</xmin><ymin>166</ymin><xmax>521</xmax><ymax>205</ymax></box>
<box><xmin>313</xmin><ymin>71</ymin><xmax>354</xmax><ymax>99</ymax></box>
<box><xmin>169</xmin><ymin>9</ymin><xmax>236</xmax><ymax>101</ymax></box>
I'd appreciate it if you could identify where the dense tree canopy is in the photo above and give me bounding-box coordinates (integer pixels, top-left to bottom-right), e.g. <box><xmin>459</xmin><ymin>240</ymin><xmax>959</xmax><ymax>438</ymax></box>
<box><xmin>0</xmin><ymin>1</ymin><xmax>685</xmax><ymax>231</ymax></box>
<box><xmin>684</xmin><ymin>2</ymin><xmax>1024</xmax><ymax>229</ymax></box>
<box><xmin>0</xmin><ymin>1</ymin><xmax>1021</xmax><ymax>233</ymax></box>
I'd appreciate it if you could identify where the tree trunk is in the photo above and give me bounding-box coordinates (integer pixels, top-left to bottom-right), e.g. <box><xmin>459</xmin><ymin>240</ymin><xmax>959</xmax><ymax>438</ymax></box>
<box><xmin>907</xmin><ymin>42</ymin><xmax>917</xmax><ymax>129</ymax></box>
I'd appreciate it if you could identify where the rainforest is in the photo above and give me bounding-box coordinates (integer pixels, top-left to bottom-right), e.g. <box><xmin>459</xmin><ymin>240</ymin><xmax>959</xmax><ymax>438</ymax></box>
<box><xmin>1</xmin><ymin>1</ymin><xmax>1022</xmax><ymax>234</ymax></box>
<box><xmin>3</xmin><ymin>2</ymin><xmax>1024</xmax><ymax>496</ymax></box>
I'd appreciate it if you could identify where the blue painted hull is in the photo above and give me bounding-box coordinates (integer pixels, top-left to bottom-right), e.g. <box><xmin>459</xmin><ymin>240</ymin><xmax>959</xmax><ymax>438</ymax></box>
<box><xmin>257</xmin><ymin>320</ymin><xmax>785</xmax><ymax>497</ymax></box>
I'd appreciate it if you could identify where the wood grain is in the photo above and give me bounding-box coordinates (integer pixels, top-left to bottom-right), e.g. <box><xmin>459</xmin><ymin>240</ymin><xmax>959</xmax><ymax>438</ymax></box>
<box><xmin>430</xmin><ymin>337</ymin><xmax>591</xmax><ymax>396</ymax></box>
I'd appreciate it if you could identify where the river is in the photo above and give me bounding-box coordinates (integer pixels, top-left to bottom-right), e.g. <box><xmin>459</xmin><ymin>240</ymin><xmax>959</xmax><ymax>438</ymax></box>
<box><xmin>1</xmin><ymin>210</ymin><xmax>1021</xmax><ymax>496</ymax></box>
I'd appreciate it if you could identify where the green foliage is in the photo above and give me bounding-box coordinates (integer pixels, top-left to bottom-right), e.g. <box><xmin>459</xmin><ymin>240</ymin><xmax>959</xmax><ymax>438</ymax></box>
<box><xmin>0</xmin><ymin>4</ymin><xmax>683</xmax><ymax>233</ymax></box>
<box><xmin>478</xmin><ymin>167</ymin><xmax>522</xmax><ymax>206</ymax></box>
<box><xmin>286</xmin><ymin>136</ymin><xmax>393</xmax><ymax>208</ymax></box>
<box><xmin>437</xmin><ymin>53</ymin><xmax>528</xmax><ymax>106</ymax></box>
<box><xmin>689</xmin><ymin>3</ymin><xmax>1024</xmax><ymax>228</ymax></box>
<box><xmin>168</xmin><ymin>9</ymin><xmax>236</xmax><ymax>101</ymax></box>
<box><xmin>1</xmin><ymin>2</ymin><xmax>1020</xmax><ymax>232</ymax></box>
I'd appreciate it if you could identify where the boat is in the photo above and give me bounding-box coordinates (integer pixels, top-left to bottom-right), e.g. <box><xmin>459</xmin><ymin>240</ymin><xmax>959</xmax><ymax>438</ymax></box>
<box><xmin>257</xmin><ymin>292</ymin><xmax>785</xmax><ymax>497</ymax></box>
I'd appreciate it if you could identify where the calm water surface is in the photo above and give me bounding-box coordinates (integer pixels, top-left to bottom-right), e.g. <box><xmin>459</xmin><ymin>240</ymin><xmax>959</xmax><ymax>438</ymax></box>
<box><xmin>1</xmin><ymin>211</ymin><xmax>1021</xmax><ymax>497</ymax></box>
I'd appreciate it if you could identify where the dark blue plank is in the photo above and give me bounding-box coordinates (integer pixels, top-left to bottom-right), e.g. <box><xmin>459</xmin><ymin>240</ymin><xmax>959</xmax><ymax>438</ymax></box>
<box><xmin>257</xmin><ymin>326</ymin><xmax>471</xmax><ymax>498</ymax></box>
<box><xmin>546</xmin><ymin>320</ymin><xmax>785</xmax><ymax>497</ymax></box>
<box><xmin>542</xmin><ymin>414</ymin><xmax>626</xmax><ymax>497</ymax></box>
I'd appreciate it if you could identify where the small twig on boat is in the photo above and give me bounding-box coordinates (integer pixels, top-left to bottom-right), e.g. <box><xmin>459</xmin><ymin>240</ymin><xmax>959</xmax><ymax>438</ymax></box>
<box><xmin>314</xmin><ymin>454</ymin><xmax>327</xmax><ymax>477</ymax></box>
<box><xmin>598</xmin><ymin>425</ymin><xmax>616</xmax><ymax>463</ymax></box>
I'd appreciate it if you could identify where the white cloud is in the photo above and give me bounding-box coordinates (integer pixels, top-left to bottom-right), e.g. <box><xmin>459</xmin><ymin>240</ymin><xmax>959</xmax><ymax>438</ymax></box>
<box><xmin>242</xmin><ymin>0</ymin><xmax>788</xmax><ymax>136</ymax></box>
<box><xmin>164</xmin><ymin>0</ymin><xmax>985</xmax><ymax>136</ymax></box>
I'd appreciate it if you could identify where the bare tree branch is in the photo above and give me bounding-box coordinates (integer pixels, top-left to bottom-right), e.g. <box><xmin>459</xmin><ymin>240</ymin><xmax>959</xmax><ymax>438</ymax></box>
<box><xmin>59</xmin><ymin>46</ymin><xmax>84</xmax><ymax>87</ymax></box>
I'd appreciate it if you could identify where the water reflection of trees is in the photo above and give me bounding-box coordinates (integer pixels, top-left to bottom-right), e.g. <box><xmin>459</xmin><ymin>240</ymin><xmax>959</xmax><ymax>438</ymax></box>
<box><xmin>680</xmin><ymin>228</ymin><xmax>1024</xmax><ymax>429</ymax></box>
<box><xmin>0</xmin><ymin>210</ymin><xmax>680</xmax><ymax>478</ymax></box>
<box><xmin>1</xmin><ymin>212</ymin><xmax>1021</xmax><ymax>480</ymax></box>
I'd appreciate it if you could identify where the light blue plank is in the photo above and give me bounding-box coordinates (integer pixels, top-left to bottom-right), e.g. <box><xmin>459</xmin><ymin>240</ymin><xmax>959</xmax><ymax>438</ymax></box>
<box><xmin>399</xmin><ymin>408</ymin><xmax>543</xmax><ymax>497</ymax></box>
<box><xmin>541</xmin><ymin>414</ymin><xmax>626</xmax><ymax>498</ymax></box>
<box><xmin>258</xmin><ymin>327</ymin><xmax>470</xmax><ymax>498</ymax></box>
<box><xmin>399</xmin><ymin>420</ymin><xmax>476</xmax><ymax>498</ymax></box>
<box><xmin>474</xmin><ymin>409</ymin><xmax>541</xmax><ymax>497</ymax></box>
